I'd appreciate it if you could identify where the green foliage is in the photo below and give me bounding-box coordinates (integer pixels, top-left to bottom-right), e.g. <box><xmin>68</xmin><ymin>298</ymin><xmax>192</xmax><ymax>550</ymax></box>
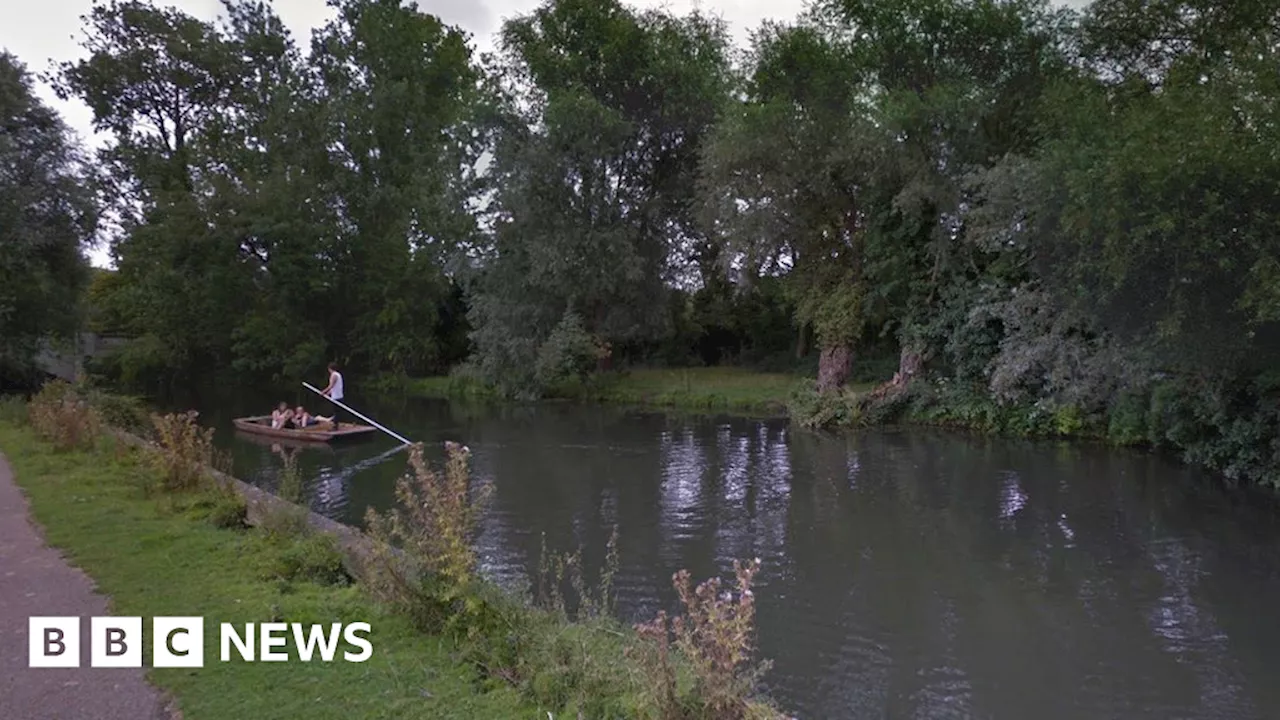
<box><xmin>184</xmin><ymin>485</ymin><xmax>249</xmax><ymax>530</ymax></box>
<box><xmin>535</xmin><ymin>311</ymin><xmax>604</xmax><ymax>390</ymax></box>
<box><xmin>360</xmin><ymin>442</ymin><xmax>491</xmax><ymax>633</ymax></box>
<box><xmin>11</xmin><ymin>0</ymin><xmax>1280</xmax><ymax>492</ymax></box>
<box><xmin>0</xmin><ymin>420</ymin><xmax>538</xmax><ymax>719</ymax></box>
<box><xmin>148</xmin><ymin>410</ymin><xmax>221</xmax><ymax>493</ymax></box>
<box><xmin>83</xmin><ymin>389</ymin><xmax>151</xmax><ymax>437</ymax></box>
<box><xmin>632</xmin><ymin>559</ymin><xmax>783</xmax><ymax>720</ymax></box>
<box><xmin>466</xmin><ymin>0</ymin><xmax>736</xmax><ymax>395</ymax></box>
<box><xmin>0</xmin><ymin>396</ymin><xmax>26</xmax><ymax>425</ymax></box>
<box><xmin>0</xmin><ymin>53</ymin><xmax>96</xmax><ymax>388</ymax></box>
<box><xmin>265</xmin><ymin>533</ymin><xmax>352</xmax><ymax>587</ymax></box>
<box><xmin>28</xmin><ymin>380</ymin><xmax>103</xmax><ymax>451</ymax></box>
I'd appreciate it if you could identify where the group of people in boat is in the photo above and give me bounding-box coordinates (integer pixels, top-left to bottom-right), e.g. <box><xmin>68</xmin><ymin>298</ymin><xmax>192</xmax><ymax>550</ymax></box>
<box><xmin>266</xmin><ymin>363</ymin><xmax>348</xmax><ymax>431</ymax></box>
<box><xmin>270</xmin><ymin>402</ymin><xmax>330</xmax><ymax>430</ymax></box>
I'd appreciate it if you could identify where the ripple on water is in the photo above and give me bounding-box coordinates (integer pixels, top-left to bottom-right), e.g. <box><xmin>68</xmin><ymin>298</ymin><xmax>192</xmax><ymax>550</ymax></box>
<box><xmin>763</xmin><ymin>593</ymin><xmax>894</xmax><ymax>719</ymax></box>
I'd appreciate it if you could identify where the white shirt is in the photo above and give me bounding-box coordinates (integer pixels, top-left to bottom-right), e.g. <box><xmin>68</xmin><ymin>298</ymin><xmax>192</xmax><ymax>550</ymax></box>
<box><xmin>329</xmin><ymin>370</ymin><xmax>344</xmax><ymax>400</ymax></box>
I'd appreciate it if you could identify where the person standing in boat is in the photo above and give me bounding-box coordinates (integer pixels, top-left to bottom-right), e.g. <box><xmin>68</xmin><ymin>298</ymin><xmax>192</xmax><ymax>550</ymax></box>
<box><xmin>320</xmin><ymin>362</ymin><xmax>345</xmax><ymax>429</ymax></box>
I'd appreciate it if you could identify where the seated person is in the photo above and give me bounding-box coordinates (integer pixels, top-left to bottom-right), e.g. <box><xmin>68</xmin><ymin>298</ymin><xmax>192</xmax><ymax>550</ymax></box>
<box><xmin>294</xmin><ymin>406</ymin><xmax>318</xmax><ymax>427</ymax></box>
<box><xmin>270</xmin><ymin>401</ymin><xmax>296</xmax><ymax>429</ymax></box>
<box><xmin>294</xmin><ymin>406</ymin><xmax>334</xmax><ymax>428</ymax></box>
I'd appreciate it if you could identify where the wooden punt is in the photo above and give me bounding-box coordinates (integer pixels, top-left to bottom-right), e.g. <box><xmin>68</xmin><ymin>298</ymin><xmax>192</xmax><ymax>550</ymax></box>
<box><xmin>231</xmin><ymin>415</ymin><xmax>378</xmax><ymax>443</ymax></box>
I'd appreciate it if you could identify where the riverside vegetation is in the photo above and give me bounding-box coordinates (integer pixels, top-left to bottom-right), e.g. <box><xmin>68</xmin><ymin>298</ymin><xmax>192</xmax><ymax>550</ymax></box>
<box><xmin>4</xmin><ymin>0</ymin><xmax>1278</xmax><ymax>491</ymax></box>
<box><xmin>3</xmin><ymin>381</ymin><xmax>787</xmax><ymax>720</ymax></box>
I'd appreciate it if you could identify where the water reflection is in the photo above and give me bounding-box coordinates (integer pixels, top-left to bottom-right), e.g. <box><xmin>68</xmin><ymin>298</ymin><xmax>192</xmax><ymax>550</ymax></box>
<box><xmin>206</xmin><ymin>397</ymin><xmax>1280</xmax><ymax>720</ymax></box>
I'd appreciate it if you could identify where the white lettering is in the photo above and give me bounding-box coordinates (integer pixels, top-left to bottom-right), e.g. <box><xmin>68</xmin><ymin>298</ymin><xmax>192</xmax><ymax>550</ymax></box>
<box><xmin>259</xmin><ymin>623</ymin><xmax>288</xmax><ymax>662</ymax></box>
<box><xmin>343</xmin><ymin>622</ymin><xmax>372</xmax><ymax>662</ymax></box>
<box><xmin>220</xmin><ymin>623</ymin><xmax>254</xmax><ymax>662</ymax></box>
<box><xmin>291</xmin><ymin>623</ymin><xmax>342</xmax><ymax>662</ymax></box>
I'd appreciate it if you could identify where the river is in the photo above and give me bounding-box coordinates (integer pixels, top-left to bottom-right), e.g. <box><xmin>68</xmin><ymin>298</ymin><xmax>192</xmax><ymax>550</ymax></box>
<box><xmin>197</xmin><ymin>392</ymin><xmax>1280</xmax><ymax>719</ymax></box>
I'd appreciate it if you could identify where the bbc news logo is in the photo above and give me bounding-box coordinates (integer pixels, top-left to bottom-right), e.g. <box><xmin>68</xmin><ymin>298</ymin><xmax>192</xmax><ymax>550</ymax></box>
<box><xmin>29</xmin><ymin>617</ymin><xmax>372</xmax><ymax>667</ymax></box>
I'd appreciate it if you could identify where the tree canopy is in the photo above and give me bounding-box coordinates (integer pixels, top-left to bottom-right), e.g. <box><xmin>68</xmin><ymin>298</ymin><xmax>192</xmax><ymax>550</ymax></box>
<box><xmin>7</xmin><ymin>0</ymin><xmax>1280</xmax><ymax>482</ymax></box>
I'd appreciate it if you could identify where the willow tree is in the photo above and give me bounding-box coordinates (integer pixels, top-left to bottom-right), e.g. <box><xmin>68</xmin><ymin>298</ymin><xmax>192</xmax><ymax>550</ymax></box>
<box><xmin>467</xmin><ymin>0</ymin><xmax>735</xmax><ymax>396</ymax></box>
<box><xmin>699</xmin><ymin>20</ymin><xmax>884</xmax><ymax>392</ymax></box>
<box><xmin>815</xmin><ymin>0</ymin><xmax>1075</xmax><ymax>390</ymax></box>
<box><xmin>306</xmin><ymin>0</ymin><xmax>483</xmax><ymax>375</ymax></box>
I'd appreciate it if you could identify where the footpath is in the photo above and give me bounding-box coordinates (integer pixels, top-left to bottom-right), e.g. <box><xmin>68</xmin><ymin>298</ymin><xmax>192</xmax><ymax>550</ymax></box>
<box><xmin>0</xmin><ymin>452</ymin><xmax>176</xmax><ymax>720</ymax></box>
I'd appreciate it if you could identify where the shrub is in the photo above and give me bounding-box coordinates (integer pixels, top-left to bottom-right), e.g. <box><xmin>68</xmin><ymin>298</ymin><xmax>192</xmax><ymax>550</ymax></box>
<box><xmin>360</xmin><ymin>442</ymin><xmax>492</xmax><ymax>632</ymax></box>
<box><xmin>535</xmin><ymin>311</ymin><xmax>605</xmax><ymax>390</ymax></box>
<box><xmin>149</xmin><ymin>410</ymin><xmax>218</xmax><ymax>492</ymax></box>
<box><xmin>28</xmin><ymin>380</ymin><xmax>101</xmax><ymax>451</ymax></box>
<box><xmin>786</xmin><ymin>384</ymin><xmax>851</xmax><ymax>429</ymax></box>
<box><xmin>266</xmin><ymin>533</ymin><xmax>351</xmax><ymax>587</ymax></box>
<box><xmin>184</xmin><ymin>486</ymin><xmax>248</xmax><ymax>529</ymax></box>
<box><xmin>85</xmin><ymin>390</ymin><xmax>151</xmax><ymax>438</ymax></box>
<box><xmin>632</xmin><ymin>559</ymin><xmax>780</xmax><ymax>720</ymax></box>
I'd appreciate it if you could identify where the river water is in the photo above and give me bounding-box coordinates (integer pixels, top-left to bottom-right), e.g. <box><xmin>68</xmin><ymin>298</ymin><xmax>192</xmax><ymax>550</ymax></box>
<box><xmin>200</xmin><ymin>393</ymin><xmax>1280</xmax><ymax>719</ymax></box>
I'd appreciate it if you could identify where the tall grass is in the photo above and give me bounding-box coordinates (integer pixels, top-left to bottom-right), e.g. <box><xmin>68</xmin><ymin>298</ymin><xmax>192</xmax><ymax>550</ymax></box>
<box><xmin>27</xmin><ymin>380</ymin><xmax>102</xmax><ymax>451</ymax></box>
<box><xmin>360</xmin><ymin>442</ymin><xmax>494</xmax><ymax>633</ymax></box>
<box><xmin>147</xmin><ymin>410</ymin><xmax>221</xmax><ymax>493</ymax></box>
<box><xmin>359</xmin><ymin>442</ymin><xmax>784</xmax><ymax>718</ymax></box>
<box><xmin>632</xmin><ymin>559</ymin><xmax>776</xmax><ymax>720</ymax></box>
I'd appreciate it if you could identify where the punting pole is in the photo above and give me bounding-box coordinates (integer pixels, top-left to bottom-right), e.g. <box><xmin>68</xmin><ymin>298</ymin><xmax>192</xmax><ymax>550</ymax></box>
<box><xmin>303</xmin><ymin>382</ymin><xmax>413</xmax><ymax>446</ymax></box>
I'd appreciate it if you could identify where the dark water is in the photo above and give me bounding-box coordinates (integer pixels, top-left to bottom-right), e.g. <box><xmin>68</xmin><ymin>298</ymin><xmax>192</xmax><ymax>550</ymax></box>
<box><xmin>200</xmin><ymin>392</ymin><xmax>1280</xmax><ymax>720</ymax></box>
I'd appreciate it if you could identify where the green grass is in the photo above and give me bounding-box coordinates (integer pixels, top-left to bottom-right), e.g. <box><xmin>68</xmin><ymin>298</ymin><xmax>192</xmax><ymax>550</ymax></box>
<box><xmin>0</xmin><ymin>422</ymin><xmax>535</xmax><ymax>720</ymax></box>
<box><xmin>412</xmin><ymin>367</ymin><xmax>811</xmax><ymax>415</ymax></box>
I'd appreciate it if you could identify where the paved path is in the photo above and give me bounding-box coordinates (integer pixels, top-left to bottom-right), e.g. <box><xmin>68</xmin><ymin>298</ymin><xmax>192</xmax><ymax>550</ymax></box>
<box><xmin>0</xmin><ymin>452</ymin><xmax>177</xmax><ymax>720</ymax></box>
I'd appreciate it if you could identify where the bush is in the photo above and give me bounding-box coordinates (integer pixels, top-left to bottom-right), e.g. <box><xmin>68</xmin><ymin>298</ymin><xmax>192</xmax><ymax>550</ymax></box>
<box><xmin>184</xmin><ymin>486</ymin><xmax>249</xmax><ymax>529</ymax></box>
<box><xmin>360</xmin><ymin>442</ymin><xmax>491</xmax><ymax>633</ymax></box>
<box><xmin>28</xmin><ymin>380</ymin><xmax>101</xmax><ymax>451</ymax></box>
<box><xmin>0</xmin><ymin>395</ymin><xmax>27</xmax><ymax>424</ymax></box>
<box><xmin>786</xmin><ymin>383</ymin><xmax>852</xmax><ymax>429</ymax></box>
<box><xmin>536</xmin><ymin>311</ymin><xmax>606</xmax><ymax>391</ymax></box>
<box><xmin>266</xmin><ymin>533</ymin><xmax>351</xmax><ymax>587</ymax></box>
<box><xmin>85</xmin><ymin>390</ymin><xmax>151</xmax><ymax>438</ymax></box>
<box><xmin>632</xmin><ymin>559</ymin><xmax>781</xmax><ymax>720</ymax></box>
<box><xmin>149</xmin><ymin>410</ymin><xmax>219</xmax><ymax>493</ymax></box>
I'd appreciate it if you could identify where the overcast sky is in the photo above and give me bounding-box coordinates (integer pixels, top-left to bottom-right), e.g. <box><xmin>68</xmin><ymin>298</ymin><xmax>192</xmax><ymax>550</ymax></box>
<box><xmin>3</xmin><ymin>0</ymin><xmax>1091</xmax><ymax>267</ymax></box>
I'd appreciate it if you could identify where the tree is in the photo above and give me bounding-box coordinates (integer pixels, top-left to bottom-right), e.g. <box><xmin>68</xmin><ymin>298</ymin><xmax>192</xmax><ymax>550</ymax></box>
<box><xmin>700</xmin><ymin>19</ymin><xmax>882</xmax><ymax>392</ymax></box>
<box><xmin>0</xmin><ymin>53</ymin><xmax>97</xmax><ymax>388</ymax></box>
<box><xmin>467</xmin><ymin>0</ymin><xmax>735</xmax><ymax>396</ymax></box>
<box><xmin>307</xmin><ymin>0</ymin><xmax>484</xmax><ymax>376</ymax></box>
<box><xmin>1029</xmin><ymin>0</ymin><xmax>1280</xmax><ymax>376</ymax></box>
<box><xmin>52</xmin><ymin>0</ymin><xmax>247</xmax><ymax>389</ymax></box>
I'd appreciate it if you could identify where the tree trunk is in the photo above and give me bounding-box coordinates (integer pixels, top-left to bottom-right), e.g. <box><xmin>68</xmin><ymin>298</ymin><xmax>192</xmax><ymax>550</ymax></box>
<box><xmin>816</xmin><ymin>344</ymin><xmax>852</xmax><ymax>393</ymax></box>
<box><xmin>796</xmin><ymin>322</ymin><xmax>808</xmax><ymax>359</ymax></box>
<box><xmin>894</xmin><ymin>346</ymin><xmax>924</xmax><ymax>386</ymax></box>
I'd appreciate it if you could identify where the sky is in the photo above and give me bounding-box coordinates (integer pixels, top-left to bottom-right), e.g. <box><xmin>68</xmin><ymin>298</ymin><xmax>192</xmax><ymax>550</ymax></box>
<box><xmin>3</xmin><ymin>0</ymin><xmax>1091</xmax><ymax>267</ymax></box>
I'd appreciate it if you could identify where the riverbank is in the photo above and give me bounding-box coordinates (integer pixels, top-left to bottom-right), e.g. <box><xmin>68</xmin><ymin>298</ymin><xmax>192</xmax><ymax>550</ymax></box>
<box><xmin>410</xmin><ymin>367</ymin><xmax>820</xmax><ymax>415</ymax></box>
<box><xmin>0</xmin><ymin>387</ymin><xmax>787</xmax><ymax>719</ymax></box>
<box><xmin>401</xmin><ymin>359</ymin><xmax>1280</xmax><ymax>490</ymax></box>
<box><xmin>0</xmin><ymin>421</ymin><xmax>532</xmax><ymax>719</ymax></box>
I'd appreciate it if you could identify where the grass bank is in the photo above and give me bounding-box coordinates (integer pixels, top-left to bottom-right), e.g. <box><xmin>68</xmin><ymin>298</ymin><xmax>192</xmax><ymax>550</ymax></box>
<box><xmin>1</xmin><ymin>384</ymin><xmax>787</xmax><ymax>719</ymax></box>
<box><xmin>0</xmin><ymin>422</ymin><xmax>531</xmax><ymax>719</ymax></box>
<box><xmin>410</xmin><ymin>367</ymin><xmax>817</xmax><ymax>415</ymax></box>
